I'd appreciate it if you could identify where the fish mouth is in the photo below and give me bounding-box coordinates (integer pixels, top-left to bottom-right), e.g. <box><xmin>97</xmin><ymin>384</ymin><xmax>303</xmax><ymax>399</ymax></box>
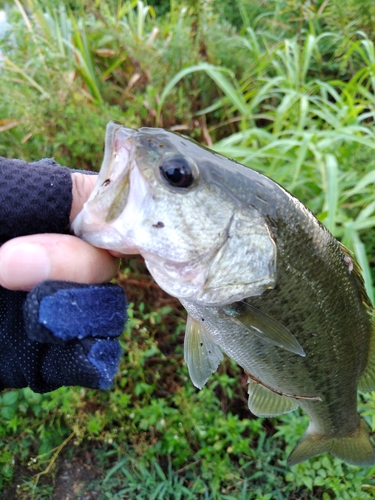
<box><xmin>71</xmin><ymin>123</ymin><xmax>137</xmax><ymax>244</ymax></box>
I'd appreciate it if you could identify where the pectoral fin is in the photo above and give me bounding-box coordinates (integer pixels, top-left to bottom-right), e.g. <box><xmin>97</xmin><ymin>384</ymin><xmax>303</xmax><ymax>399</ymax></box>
<box><xmin>222</xmin><ymin>301</ymin><xmax>305</xmax><ymax>357</ymax></box>
<box><xmin>248</xmin><ymin>380</ymin><xmax>299</xmax><ymax>417</ymax></box>
<box><xmin>184</xmin><ymin>315</ymin><xmax>223</xmax><ymax>389</ymax></box>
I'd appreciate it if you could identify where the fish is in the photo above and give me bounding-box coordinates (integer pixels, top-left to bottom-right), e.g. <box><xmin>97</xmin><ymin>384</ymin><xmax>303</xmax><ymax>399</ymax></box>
<box><xmin>72</xmin><ymin>121</ymin><xmax>375</xmax><ymax>466</ymax></box>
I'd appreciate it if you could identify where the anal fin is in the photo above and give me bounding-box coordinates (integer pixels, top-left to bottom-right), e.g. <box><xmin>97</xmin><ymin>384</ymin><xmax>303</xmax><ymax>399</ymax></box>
<box><xmin>184</xmin><ymin>315</ymin><xmax>223</xmax><ymax>390</ymax></box>
<box><xmin>248</xmin><ymin>380</ymin><xmax>298</xmax><ymax>417</ymax></box>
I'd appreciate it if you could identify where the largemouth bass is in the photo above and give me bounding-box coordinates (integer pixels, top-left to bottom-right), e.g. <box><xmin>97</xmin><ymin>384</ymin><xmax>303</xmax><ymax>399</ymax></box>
<box><xmin>72</xmin><ymin>122</ymin><xmax>375</xmax><ymax>466</ymax></box>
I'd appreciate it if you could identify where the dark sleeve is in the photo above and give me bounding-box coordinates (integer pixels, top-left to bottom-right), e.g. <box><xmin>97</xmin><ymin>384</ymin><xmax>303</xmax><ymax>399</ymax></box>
<box><xmin>0</xmin><ymin>157</ymin><xmax>72</xmax><ymax>242</ymax></box>
<box><xmin>0</xmin><ymin>158</ymin><xmax>126</xmax><ymax>393</ymax></box>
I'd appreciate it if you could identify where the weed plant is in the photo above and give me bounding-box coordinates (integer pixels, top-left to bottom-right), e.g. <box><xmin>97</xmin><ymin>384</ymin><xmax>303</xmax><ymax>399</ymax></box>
<box><xmin>1</xmin><ymin>0</ymin><xmax>375</xmax><ymax>498</ymax></box>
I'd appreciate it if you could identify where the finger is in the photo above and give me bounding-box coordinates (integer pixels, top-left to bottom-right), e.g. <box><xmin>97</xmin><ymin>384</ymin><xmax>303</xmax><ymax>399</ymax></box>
<box><xmin>0</xmin><ymin>234</ymin><xmax>120</xmax><ymax>291</ymax></box>
<box><xmin>70</xmin><ymin>173</ymin><xmax>97</xmax><ymax>224</ymax></box>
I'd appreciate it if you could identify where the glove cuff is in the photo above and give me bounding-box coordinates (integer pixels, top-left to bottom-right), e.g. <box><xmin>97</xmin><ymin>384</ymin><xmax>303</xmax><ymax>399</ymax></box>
<box><xmin>22</xmin><ymin>280</ymin><xmax>127</xmax><ymax>390</ymax></box>
<box><xmin>24</xmin><ymin>280</ymin><xmax>127</xmax><ymax>344</ymax></box>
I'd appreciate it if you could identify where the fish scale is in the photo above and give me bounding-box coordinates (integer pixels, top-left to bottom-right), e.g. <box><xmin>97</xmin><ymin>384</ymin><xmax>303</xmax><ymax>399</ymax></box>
<box><xmin>72</xmin><ymin>122</ymin><xmax>375</xmax><ymax>466</ymax></box>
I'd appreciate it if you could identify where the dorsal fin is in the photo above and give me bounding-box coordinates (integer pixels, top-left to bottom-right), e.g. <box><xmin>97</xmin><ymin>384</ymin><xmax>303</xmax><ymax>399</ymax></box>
<box><xmin>338</xmin><ymin>244</ymin><xmax>375</xmax><ymax>392</ymax></box>
<box><xmin>359</xmin><ymin>322</ymin><xmax>375</xmax><ymax>392</ymax></box>
<box><xmin>339</xmin><ymin>242</ymin><xmax>372</xmax><ymax>308</ymax></box>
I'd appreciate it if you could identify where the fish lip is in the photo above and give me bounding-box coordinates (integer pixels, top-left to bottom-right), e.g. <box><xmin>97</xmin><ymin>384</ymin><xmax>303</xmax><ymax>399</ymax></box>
<box><xmin>113</xmin><ymin>127</ymin><xmax>134</xmax><ymax>160</ymax></box>
<box><xmin>74</xmin><ymin>224</ymin><xmax>140</xmax><ymax>254</ymax></box>
<box><xmin>107</xmin><ymin>128</ymin><xmax>135</xmax><ymax>187</ymax></box>
<box><xmin>94</xmin><ymin>123</ymin><xmax>136</xmax><ymax>192</ymax></box>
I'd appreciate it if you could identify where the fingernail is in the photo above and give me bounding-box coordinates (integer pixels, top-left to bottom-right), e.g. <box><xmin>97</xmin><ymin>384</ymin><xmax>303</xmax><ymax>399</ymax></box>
<box><xmin>0</xmin><ymin>244</ymin><xmax>50</xmax><ymax>290</ymax></box>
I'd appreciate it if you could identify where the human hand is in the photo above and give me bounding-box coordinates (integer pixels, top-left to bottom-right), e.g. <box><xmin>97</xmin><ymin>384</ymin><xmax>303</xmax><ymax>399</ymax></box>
<box><xmin>0</xmin><ymin>173</ymin><xmax>119</xmax><ymax>291</ymax></box>
<box><xmin>0</xmin><ymin>161</ymin><xmax>127</xmax><ymax>393</ymax></box>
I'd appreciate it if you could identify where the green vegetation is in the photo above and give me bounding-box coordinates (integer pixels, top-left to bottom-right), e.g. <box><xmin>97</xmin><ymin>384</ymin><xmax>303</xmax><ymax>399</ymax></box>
<box><xmin>1</xmin><ymin>0</ymin><xmax>375</xmax><ymax>497</ymax></box>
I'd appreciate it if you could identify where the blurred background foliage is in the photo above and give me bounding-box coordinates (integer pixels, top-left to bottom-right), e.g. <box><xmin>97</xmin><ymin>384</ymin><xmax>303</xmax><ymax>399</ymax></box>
<box><xmin>1</xmin><ymin>0</ymin><xmax>375</xmax><ymax>498</ymax></box>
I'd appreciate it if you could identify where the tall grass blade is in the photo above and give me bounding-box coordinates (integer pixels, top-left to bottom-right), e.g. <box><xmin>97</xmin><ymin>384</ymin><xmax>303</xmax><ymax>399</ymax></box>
<box><xmin>325</xmin><ymin>154</ymin><xmax>339</xmax><ymax>234</ymax></box>
<box><xmin>345</xmin><ymin>170</ymin><xmax>375</xmax><ymax>198</ymax></box>
<box><xmin>157</xmin><ymin>63</ymin><xmax>248</xmax><ymax>125</ymax></box>
<box><xmin>301</xmin><ymin>34</ymin><xmax>317</xmax><ymax>84</ymax></box>
<box><xmin>103</xmin><ymin>457</ymin><xmax>127</xmax><ymax>484</ymax></box>
<box><xmin>290</xmin><ymin>133</ymin><xmax>312</xmax><ymax>191</ymax></box>
<box><xmin>352</xmin><ymin>231</ymin><xmax>374</xmax><ymax>305</ymax></box>
<box><xmin>0</xmin><ymin>55</ymin><xmax>50</xmax><ymax>98</ymax></box>
<box><xmin>69</xmin><ymin>15</ymin><xmax>103</xmax><ymax>103</ymax></box>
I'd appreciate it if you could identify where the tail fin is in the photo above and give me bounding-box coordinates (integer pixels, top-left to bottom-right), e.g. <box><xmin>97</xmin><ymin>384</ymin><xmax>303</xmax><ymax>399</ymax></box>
<box><xmin>287</xmin><ymin>419</ymin><xmax>375</xmax><ymax>466</ymax></box>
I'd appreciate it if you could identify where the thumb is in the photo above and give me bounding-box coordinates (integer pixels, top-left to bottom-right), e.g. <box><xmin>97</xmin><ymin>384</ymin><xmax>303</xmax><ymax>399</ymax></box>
<box><xmin>0</xmin><ymin>234</ymin><xmax>120</xmax><ymax>291</ymax></box>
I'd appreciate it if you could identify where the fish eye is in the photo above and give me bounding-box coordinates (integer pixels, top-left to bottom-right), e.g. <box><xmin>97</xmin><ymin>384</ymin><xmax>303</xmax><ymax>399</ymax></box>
<box><xmin>159</xmin><ymin>155</ymin><xmax>195</xmax><ymax>189</ymax></box>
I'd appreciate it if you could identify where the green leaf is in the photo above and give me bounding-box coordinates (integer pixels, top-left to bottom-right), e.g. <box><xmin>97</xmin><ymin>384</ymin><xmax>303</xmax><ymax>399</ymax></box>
<box><xmin>1</xmin><ymin>391</ymin><xmax>18</xmax><ymax>406</ymax></box>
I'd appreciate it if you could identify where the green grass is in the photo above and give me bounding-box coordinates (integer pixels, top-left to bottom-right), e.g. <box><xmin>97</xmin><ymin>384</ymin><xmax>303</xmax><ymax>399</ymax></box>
<box><xmin>1</xmin><ymin>0</ymin><xmax>375</xmax><ymax>498</ymax></box>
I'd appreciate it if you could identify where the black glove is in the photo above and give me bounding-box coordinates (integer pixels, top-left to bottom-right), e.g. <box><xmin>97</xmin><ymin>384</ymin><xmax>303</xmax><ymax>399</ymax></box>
<box><xmin>0</xmin><ymin>157</ymin><xmax>127</xmax><ymax>393</ymax></box>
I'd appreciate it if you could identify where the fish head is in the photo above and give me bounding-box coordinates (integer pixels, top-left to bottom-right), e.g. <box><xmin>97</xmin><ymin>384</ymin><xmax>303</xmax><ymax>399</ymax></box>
<box><xmin>72</xmin><ymin>122</ymin><xmax>277</xmax><ymax>305</ymax></box>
